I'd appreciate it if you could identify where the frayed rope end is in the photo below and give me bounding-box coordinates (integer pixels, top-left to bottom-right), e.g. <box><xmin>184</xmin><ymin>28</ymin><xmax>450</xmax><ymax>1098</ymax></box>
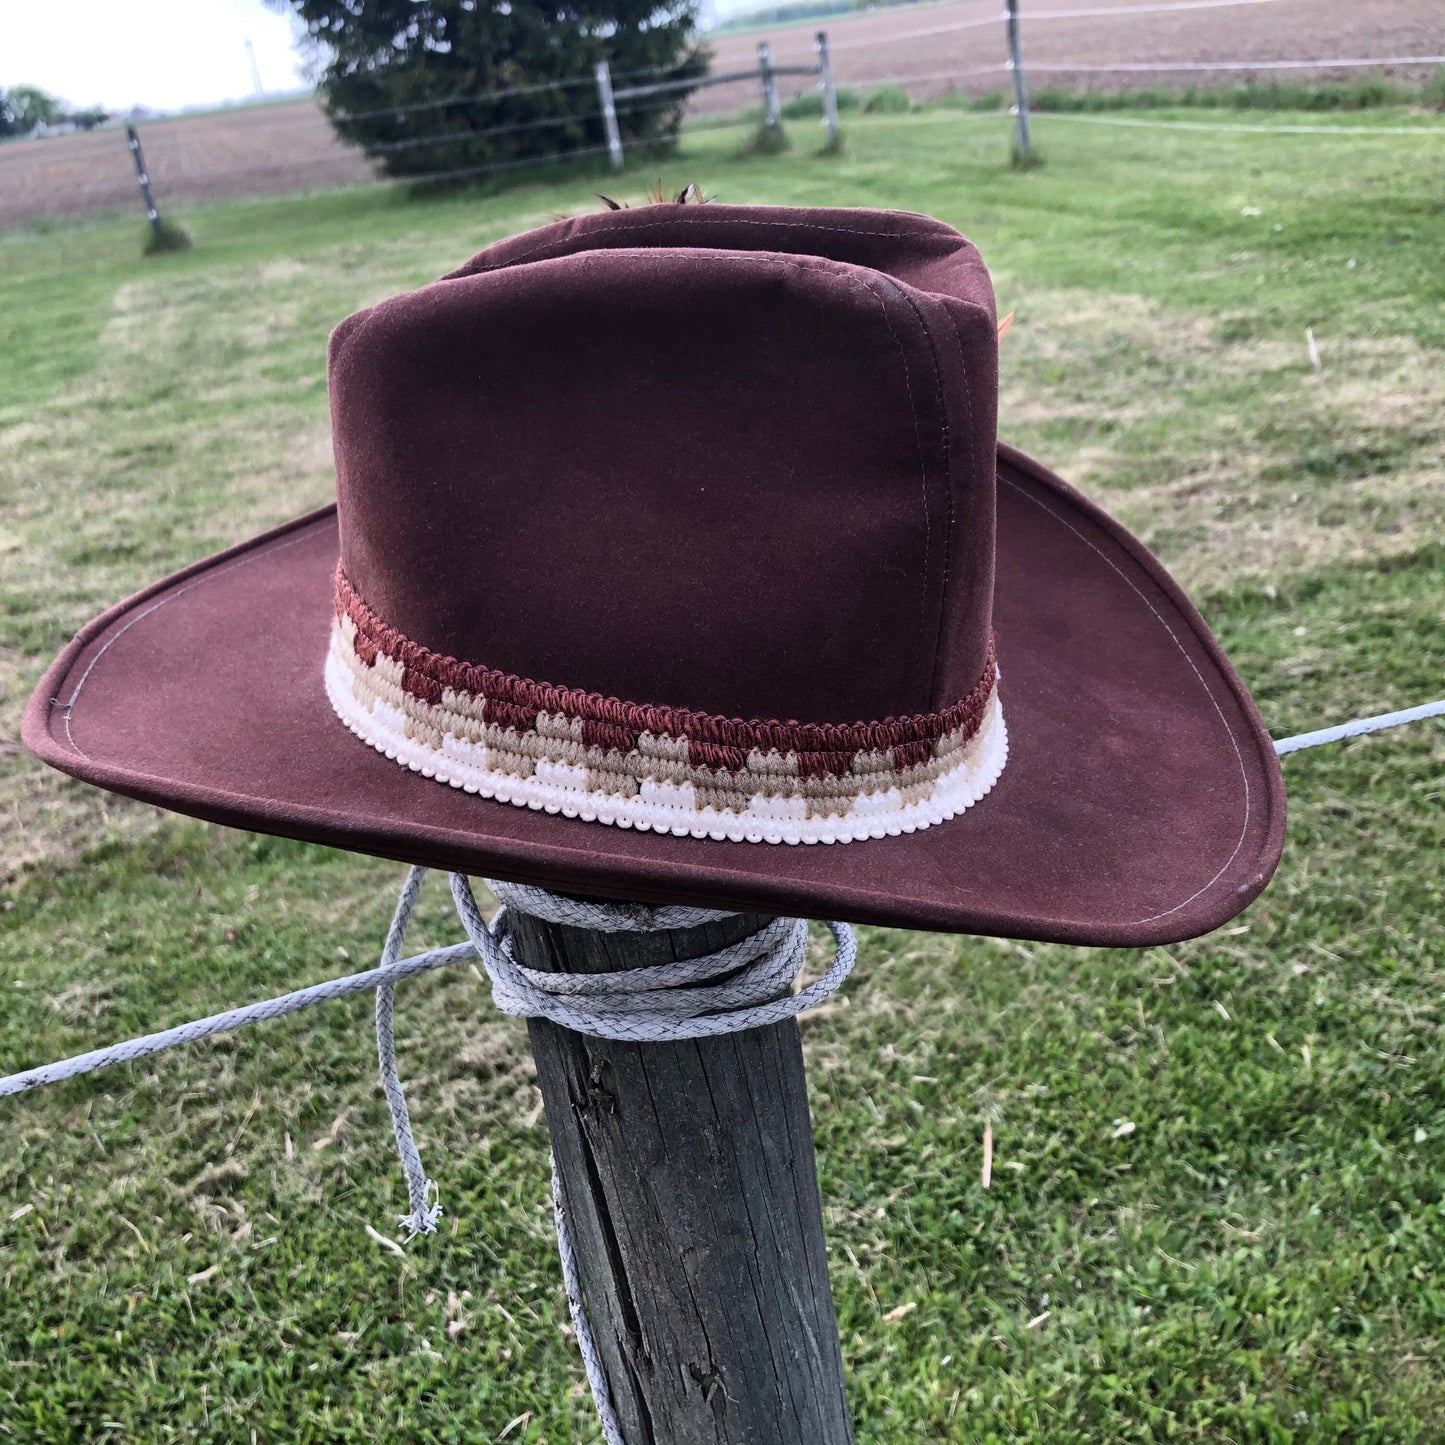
<box><xmin>399</xmin><ymin>1179</ymin><xmax>443</xmax><ymax>1242</ymax></box>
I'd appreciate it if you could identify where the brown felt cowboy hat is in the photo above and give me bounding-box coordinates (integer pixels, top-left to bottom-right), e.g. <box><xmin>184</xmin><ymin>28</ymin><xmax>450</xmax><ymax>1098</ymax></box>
<box><xmin>23</xmin><ymin>204</ymin><xmax>1285</xmax><ymax>946</ymax></box>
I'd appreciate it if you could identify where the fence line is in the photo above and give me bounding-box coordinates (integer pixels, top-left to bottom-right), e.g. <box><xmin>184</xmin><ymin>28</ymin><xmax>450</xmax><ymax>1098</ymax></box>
<box><xmin>76</xmin><ymin>88</ymin><xmax>1440</xmax><ymax>209</ymax></box>
<box><xmin>826</xmin><ymin>11</ymin><xmax>1016</xmax><ymax>49</ymax></box>
<box><xmin>326</xmin><ymin>107</ymin><xmax>754</xmax><ymax>191</ymax></box>
<box><xmin>827</xmin><ymin>0</ymin><xmax>1290</xmax><ymax>51</ymax></box>
<box><xmin>361</xmin><ymin>86</ymin><xmax>696</xmax><ymax>157</ymax></box>
<box><xmin>115</xmin><ymin>44</ymin><xmax>1441</xmax><ymax>185</ymax></box>
<box><xmin>1028</xmin><ymin>111</ymin><xmax>1445</xmax><ymax>135</ymax></box>
<box><xmin>1022</xmin><ymin>0</ymin><xmax>1286</xmax><ymax>17</ymax></box>
<box><xmin>39</xmin><ymin>100</ymin><xmax>757</xmax><ymax>212</ymax></box>
<box><xmin>596</xmin><ymin>42</ymin><xmax>832</xmax><ymax>170</ymax></box>
<box><xmin>365</xmin><ymin>110</ymin><xmax>610</xmax><ymax>155</ymax></box>
<box><xmin>28</xmin><ymin>11</ymin><xmax>1445</xmax><ymax>228</ymax></box>
<box><xmin>338</xmin><ymin>74</ymin><xmax>600</xmax><ymax>124</ymax></box>
<box><xmin>1024</xmin><ymin>54</ymin><xmax>1445</xmax><ymax>74</ymax></box>
<box><xmin>335</xmin><ymin>63</ymin><xmax>692</xmax><ymax>125</ymax></box>
<box><xmin>747</xmin><ymin>52</ymin><xmax>1444</xmax><ymax>87</ymax></box>
<box><xmin>394</xmin><ymin>142</ymin><xmax>617</xmax><ymax>188</ymax></box>
<box><xmin>849</xmin><ymin>64</ymin><xmax>1013</xmax><ymax>85</ymax></box>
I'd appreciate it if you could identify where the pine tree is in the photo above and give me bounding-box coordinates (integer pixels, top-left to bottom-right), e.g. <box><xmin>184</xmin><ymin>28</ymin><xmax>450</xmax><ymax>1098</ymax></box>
<box><xmin>270</xmin><ymin>0</ymin><xmax>707</xmax><ymax>181</ymax></box>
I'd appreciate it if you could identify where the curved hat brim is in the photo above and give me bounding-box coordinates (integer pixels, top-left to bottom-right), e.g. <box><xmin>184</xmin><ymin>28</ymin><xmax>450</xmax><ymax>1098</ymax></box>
<box><xmin>23</xmin><ymin>445</ymin><xmax>1285</xmax><ymax>947</ymax></box>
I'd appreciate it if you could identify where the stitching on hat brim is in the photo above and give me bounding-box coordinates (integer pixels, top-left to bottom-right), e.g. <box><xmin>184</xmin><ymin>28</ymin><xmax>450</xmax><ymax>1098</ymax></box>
<box><xmin>997</xmin><ymin>472</ymin><xmax>1253</xmax><ymax>927</ymax></box>
<box><xmin>55</xmin><ymin>529</ymin><xmax>320</xmax><ymax>763</ymax></box>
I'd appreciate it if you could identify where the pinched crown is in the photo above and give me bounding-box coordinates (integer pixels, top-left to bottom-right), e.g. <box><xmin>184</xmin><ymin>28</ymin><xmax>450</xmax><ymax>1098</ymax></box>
<box><xmin>325</xmin><ymin>205</ymin><xmax>1006</xmax><ymax>843</ymax></box>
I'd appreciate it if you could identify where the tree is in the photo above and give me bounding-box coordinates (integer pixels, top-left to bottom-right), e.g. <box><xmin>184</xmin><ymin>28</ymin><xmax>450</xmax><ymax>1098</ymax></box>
<box><xmin>66</xmin><ymin>106</ymin><xmax>111</xmax><ymax>132</ymax></box>
<box><xmin>268</xmin><ymin>0</ymin><xmax>707</xmax><ymax>182</ymax></box>
<box><xmin>0</xmin><ymin>85</ymin><xmax>63</xmax><ymax>139</ymax></box>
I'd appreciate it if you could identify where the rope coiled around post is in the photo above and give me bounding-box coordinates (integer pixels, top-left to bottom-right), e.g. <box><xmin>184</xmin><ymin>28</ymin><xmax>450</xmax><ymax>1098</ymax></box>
<box><xmin>0</xmin><ymin>869</ymin><xmax>855</xmax><ymax>1442</ymax></box>
<box><xmin>374</xmin><ymin>868</ymin><xmax>856</xmax><ymax>1444</ymax></box>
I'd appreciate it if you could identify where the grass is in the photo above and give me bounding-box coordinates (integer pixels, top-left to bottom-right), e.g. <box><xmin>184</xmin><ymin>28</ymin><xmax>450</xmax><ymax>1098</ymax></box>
<box><xmin>1027</xmin><ymin>73</ymin><xmax>1445</xmax><ymax>114</ymax></box>
<box><xmin>738</xmin><ymin>117</ymin><xmax>794</xmax><ymax>155</ymax></box>
<box><xmin>141</xmin><ymin>217</ymin><xmax>193</xmax><ymax>258</ymax></box>
<box><xmin>1</xmin><ymin>105</ymin><xmax>1443</xmax><ymax>1440</ymax></box>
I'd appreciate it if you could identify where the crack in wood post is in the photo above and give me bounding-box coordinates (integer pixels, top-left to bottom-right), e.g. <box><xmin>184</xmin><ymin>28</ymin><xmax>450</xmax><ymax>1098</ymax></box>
<box><xmin>512</xmin><ymin>904</ymin><xmax>854</xmax><ymax>1445</ymax></box>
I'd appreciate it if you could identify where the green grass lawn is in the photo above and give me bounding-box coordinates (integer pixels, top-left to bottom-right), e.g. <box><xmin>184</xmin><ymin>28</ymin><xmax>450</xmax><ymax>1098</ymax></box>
<box><xmin>1</xmin><ymin>107</ymin><xmax>1443</xmax><ymax>1442</ymax></box>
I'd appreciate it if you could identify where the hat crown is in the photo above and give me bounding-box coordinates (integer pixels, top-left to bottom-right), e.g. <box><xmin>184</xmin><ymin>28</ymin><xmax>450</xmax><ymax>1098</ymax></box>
<box><xmin>327</xmin><ymin>205</ymin><xmax>999</xmax><ymax>728</ymax></box>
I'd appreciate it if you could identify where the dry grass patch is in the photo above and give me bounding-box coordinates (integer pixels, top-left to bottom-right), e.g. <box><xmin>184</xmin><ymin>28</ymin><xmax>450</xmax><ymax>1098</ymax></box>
<box><xmin>1000</xmin><ymin>289</ymin><xmax>1445</xmax><ymax>594</ymax></box>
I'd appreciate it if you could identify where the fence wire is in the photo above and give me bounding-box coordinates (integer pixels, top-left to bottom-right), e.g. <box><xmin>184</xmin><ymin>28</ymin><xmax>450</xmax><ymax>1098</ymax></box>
<box><xmin>12</xmin><ymin>0</ymin><xmax>1445</xmax><ymax>234</ymax></box>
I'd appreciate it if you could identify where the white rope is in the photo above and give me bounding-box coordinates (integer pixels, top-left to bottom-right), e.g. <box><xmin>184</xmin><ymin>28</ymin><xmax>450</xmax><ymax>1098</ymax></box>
<box><xmin>1274</xmin><ymin>699</ymin><xmax>1445</xmax><ymax>756</ymax></box>
<box><xmin>0</xmin><ymin>935</ymin><xmax>476</xmax><ymax>1098</ymax></box>
<box><xmin>553</xmin><ymin>1135</ymin><xmax>626</xmax><ymax>1443</ymax></box>
<box><xmin>2</xmin><ymin>692</ymin><xmax>1437</xmax><ymax>1097</ymax></box>
<box><xmin>455</xmin><ymin>876</ymin><xmax>856</xmax><ymax>1041</ymax></box>
<box><xmin>0</xmin><ymin>865</ymin><xmax>854</xmax><ymax>1439</ymax></box>
<box><xmin>375</xmin><ymin>866</ymin><xmax>445</xmax><ymax>1238</ymax></box>
<box><xmin>2</xmin><ymin>695</ymin><xmax>1438</xmax><ymax>1098</ymax></box>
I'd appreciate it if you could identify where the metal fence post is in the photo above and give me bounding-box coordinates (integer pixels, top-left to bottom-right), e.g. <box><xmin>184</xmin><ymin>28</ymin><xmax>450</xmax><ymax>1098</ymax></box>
<box><xmin>595</xmin><ymin>60</ymin><xmax>625</xmax><ymax>171</ymax></box>
<box><xmin>816</xmin><ymin>31</ymin><xmax>839</xmax><ymax>146</ymax></box>
<box><xmin>758</xmin><ymin>42</ymin><xmax>782</xmax><ymax>130</ymax></box>
<box><xmin>125</xmin><ymin>125</ymin><xmax>164</xmax><ymax>242</ymax></box>
<box><xmin>1005</xmin><ymin>0</ymin><xmax>1033</xmax><ymax>162</ymax></box>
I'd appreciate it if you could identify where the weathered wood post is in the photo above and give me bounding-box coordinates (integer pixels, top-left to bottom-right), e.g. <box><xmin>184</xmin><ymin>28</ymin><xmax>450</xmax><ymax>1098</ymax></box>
<box><xmin>816</xmin><ymin>31</ymin><xmax>839</xmax><ymax>147</ymax></box>
<box><xmin>596</xmin><ymin>60</ymin><xmax>625</xmax><ymax>172</ymax></box>
<box><xmin>124</xmin><ymin>124</ymin><xmax>165</xmax><ymax>244</ymax></box>
<box><xmin>758</xmin><ymin>42</ymin><xmax>782</xmax><ymax>132</ymax></box>
<box><xmin>1004</xmin><ymin>0</ymin><xmax>1033</xmax><ymax>163</ymax></box>
<box><xmin>510</xmin><ymin>904</ymin><xmax>854</xmax><ymax>1443</ymax></box>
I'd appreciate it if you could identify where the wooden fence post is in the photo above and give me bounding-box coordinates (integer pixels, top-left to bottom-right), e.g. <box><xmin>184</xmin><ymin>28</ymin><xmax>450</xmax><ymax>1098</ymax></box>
<box><xmin>1005</xmin><ymin>0</ymin><xmax>1033</xmax><ymax>162</ymax></box>
<box><xmin>124</xmin><ymin>125</ymin><xmax>165</xmax><ymax>242</ymax></box>
<box><xmin>816</xmin><ymin>31</ymin><xmax>839</xmax><ymax>147</ymax></box>
<box><xmin>758</xmin><ymin>42</ymin><xmax>782</xmax><ymax>131</ymax></box>
<box><xmin>595</xmin><ymin>60</ymin><xmax>625</xmax><ymax>172</ymax></box>
<box><xmin>510</xmin><ymin>904</ymin><xmax>855</xmax><ymax>1444</ymax></box>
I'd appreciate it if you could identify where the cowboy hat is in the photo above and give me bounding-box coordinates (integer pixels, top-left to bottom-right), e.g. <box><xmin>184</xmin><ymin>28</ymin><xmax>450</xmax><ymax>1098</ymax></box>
<box><xmin>23</xmin><ymin>204</ymin><xmax>1284</xmax><ymax>946</ymax></box>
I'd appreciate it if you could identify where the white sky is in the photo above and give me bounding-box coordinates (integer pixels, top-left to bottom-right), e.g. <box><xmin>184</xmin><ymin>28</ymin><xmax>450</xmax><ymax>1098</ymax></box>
<box><xmin>0</xmin><ymin>0</ymin><xmax>761</xmax><ymax>114</ymax></box>
<box><xmin>1</xmin><ymin>0</ymin><xmax>311</xmax><ymax>113</ymax></box>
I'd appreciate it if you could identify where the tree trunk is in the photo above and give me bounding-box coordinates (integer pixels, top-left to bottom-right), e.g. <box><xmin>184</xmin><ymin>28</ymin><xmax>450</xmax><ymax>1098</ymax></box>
<box><xmin>510</xmin><ymin>904</ymin><xmax>854</xmax><ymax>1445</ymax></box>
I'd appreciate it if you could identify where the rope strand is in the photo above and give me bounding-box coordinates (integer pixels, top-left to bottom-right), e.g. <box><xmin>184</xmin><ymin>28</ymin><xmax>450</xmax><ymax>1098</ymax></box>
<box><xmin>1</xmin><ymin>695</ymin><xmax>1437</xmax><ymax>1102</ymax></box>
<box><xmin>1273</xmin><ymin>698</ymin><xmax>1445</xmax><ymax>756</ymax></box>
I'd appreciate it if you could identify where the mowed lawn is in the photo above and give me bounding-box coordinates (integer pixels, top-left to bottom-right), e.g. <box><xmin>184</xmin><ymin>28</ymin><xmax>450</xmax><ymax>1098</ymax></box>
<box><xmin>1</xmin><ymin>107</ymin><xmax>1443</xmax><ymax>1442</ymax></box>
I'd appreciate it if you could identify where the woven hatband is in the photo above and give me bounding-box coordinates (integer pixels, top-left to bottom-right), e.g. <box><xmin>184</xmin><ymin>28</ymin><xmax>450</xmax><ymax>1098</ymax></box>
<box><xmin>326</xmin><ymin>567</ymin><xmax>1007</xmax><ymax>845</ymax></box>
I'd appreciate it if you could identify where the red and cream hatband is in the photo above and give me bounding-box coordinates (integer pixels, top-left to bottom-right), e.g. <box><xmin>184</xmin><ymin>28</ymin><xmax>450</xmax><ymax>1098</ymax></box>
<box><xmin>325</xmin><ymin>567</ymin><xmax>1007</xmax><ymax>846</ymax></box>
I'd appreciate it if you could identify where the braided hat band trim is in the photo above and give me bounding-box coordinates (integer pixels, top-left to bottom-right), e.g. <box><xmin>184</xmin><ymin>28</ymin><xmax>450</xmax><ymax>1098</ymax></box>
<box><xmin>326</xmin><ymin>572</ymin><xmax>1008</xmax><ymax>845</ymax></box>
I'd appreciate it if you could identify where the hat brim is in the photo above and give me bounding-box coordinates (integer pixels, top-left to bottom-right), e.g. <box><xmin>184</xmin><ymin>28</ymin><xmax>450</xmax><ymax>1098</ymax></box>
<box><xmin>23</xmin><ymin>444</ymin><xmax>1284</xmax><ymax>947</ymax></box>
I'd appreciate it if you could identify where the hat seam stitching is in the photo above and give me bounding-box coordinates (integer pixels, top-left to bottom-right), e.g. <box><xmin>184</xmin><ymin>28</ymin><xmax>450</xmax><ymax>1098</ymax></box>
<box><xmin>937</xmin><ymin>303</ymin><xmax>977</xmax><ymax>708</ymax></box>
<box><xmin>998</xmin><ymin>473</ymin><xmax>1253</xmax><ymax>926</ymax></box>
<box><xmin>938</xmin><ymin>302</ymin><xmax>988</xmax><ymax>710</ymax></box>
<box><xmin>57</xmin><ymin>529</ymin><xmax>320</xmax><ymax>763</ymax></box>
<box><xmin>859</xmin><ymin>277</ymin><xmax>934</xmax><ymax>682</ymax></box>
<box><xmin>889</xmin><ymin>283</ymin><xmax>957</xmax><ymax>707</ymax></box>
